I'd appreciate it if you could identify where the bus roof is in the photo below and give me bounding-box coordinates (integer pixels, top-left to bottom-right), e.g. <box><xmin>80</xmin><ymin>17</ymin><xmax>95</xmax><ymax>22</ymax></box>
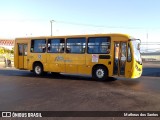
<box><xmin>15</xmin><ymin>33</ymin><xmax>130</xmax><ymax>40</ymax></box>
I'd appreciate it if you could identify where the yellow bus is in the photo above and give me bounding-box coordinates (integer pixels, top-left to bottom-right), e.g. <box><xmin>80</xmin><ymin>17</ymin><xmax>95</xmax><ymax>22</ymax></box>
<box><xmin>14</xmin><ymin>33</ymin><xmax>142</xmax><ymax>80</ymax></box>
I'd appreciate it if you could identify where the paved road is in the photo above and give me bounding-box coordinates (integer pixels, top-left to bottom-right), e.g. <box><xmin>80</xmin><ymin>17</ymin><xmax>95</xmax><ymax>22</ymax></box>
<box><xmin>0</xmin><ymin>62</ymin><xmax>160</xmax><ymax>119</ymax></box>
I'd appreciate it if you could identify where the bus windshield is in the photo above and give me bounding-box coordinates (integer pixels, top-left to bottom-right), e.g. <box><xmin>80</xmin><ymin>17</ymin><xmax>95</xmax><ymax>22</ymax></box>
<box><xmin>131</xmin><ymin>39</ymin><xmax>142</xmax><ymax>65</ymax></box>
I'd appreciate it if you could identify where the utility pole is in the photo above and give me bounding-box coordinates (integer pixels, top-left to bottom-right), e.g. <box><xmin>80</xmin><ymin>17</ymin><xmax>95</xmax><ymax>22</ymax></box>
<box><xmin>50</xmin><ymin>20</ymin><xmax>55</xmax><ymax>36</ymax></box>
<box><xmin>146</xmin><ymin>30</ymin><xmax>148</xmax><ymax>52</ymax></box>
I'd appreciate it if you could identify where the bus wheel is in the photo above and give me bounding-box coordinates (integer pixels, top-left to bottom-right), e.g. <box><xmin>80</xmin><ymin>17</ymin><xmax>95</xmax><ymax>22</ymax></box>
<box><xmin>92</xmin><ymin>66</ymin><xmax>108</xmax><ymax>81</ymax></box>
<box><xmin>34</xmin><ymin>63</ymin><xmax>43</xmax><ymax>76</ymax></box>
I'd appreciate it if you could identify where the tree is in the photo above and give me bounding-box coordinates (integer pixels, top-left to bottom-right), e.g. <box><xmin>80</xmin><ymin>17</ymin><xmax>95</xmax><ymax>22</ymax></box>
<box><xmin>0</xmin><ymin>47</ymin><xmax>14</xmax><ymax>55</ymax></box>
<box><xmin>0</xmin><ymin>47</ymin><xmax>5</xmax><ymax>54</ymax></box>
<box><xmin>11</xmin><ymin>47</ymin><xmax>14</xmax><ymax>54</ymax></box>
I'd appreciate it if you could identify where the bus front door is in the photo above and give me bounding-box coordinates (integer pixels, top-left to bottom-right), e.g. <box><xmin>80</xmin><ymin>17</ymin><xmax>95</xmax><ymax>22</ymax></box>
<box><xmin>18</xmin><ymin>44</ymin><xmax>28</xmax><ymax>69</ymax></box>
<box><xmin>113</xmin><ymin>42</ymin><xmax>127</xmax><ymax>76</ymax></box>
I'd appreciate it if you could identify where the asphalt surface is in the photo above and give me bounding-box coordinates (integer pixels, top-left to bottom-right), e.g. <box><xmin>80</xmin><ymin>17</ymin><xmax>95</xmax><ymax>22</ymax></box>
<box><xmin>0</xmin><ymin>62</ymin><xmax>160</xmax><ymax>120</ymax></box>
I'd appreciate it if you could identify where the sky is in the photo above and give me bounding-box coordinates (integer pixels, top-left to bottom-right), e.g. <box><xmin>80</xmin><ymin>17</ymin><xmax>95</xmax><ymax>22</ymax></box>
<box><xmin>1</xmin><ymin>0</ymin><xmax>160</xmax><ymax>44</ymax></box>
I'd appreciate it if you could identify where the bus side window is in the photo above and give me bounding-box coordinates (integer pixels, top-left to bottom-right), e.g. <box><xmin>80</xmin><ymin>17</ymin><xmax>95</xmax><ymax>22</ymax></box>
<box><xmin>48</xmin><ymin>38</ymin><xmax>65</xmax><ymax>53</ymax></box>
<box><xmin>60</xmin><ymin>47</ymin><xmax>64</xmax><ymax>53</ymax></box>
<box><xmin>66</xmin><ymin>38</ymin><xmax>86</xmax><ymax>54</ymax></box>
<box><xmin>88</xmin><ymin>37</ymin><xmax>111</xmax><ymax>54</ymax></box>
<box><xmin>66</xmin><ymin>48</ymin><xmax>71</xmax><ymax>53</ymax></box>
<box><xmin>48</xmin><ymin>43</ymin><xmax>51</xmax><ymax>52</ymax></box>
<box><xmin>31</xmin><ymin>39</ymin><xmax>46</xmax><ymax>53</ymax></box>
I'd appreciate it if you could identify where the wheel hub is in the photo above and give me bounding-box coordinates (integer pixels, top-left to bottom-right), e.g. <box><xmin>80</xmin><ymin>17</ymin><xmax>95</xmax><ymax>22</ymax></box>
<box><xmin>35</xmin><ymin>66</ymin><xmax>41</xmax><ymax>74</ymax></box>
<box><xmin>96</xmin><ymin>69</ymin><xmax>104</xmax><ymax>78</ymax></box>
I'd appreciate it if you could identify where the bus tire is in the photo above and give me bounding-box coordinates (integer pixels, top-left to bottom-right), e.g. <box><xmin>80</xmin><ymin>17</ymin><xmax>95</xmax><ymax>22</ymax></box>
<box><xmin>33</xmin><ymin>63</ymin><xmax>44</xmax><ymax>76</ymax></box>
<box><xmin>92</xmin><ymin>65</ymin><xmax>108</xmax><ymax>81</ymax></box>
